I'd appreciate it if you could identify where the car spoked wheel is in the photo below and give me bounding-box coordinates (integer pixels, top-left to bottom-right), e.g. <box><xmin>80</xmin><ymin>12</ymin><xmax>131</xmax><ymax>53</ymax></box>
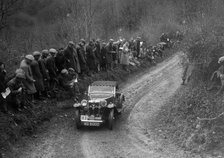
<box><xmin>108</xmin><ymin>109</ymin><xmax>114</xmax><ymax>130</ymax></box>
<box><xmin>75</xmin><ymin>109</ymin><xmax>81</xmax><ymax>129</ymax></box>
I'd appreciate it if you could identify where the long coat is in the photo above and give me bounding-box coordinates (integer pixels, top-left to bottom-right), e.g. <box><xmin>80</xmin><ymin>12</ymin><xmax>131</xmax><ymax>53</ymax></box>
<box><xmin>86</xmin><ymin>45</ymin><xmax>97</xmax><ymax>71</ymax></box>
<box><xmin>120</xmin><ymin>46</ymin><xmax>130</xmax><ymax>65</ymax></box>
<box><xmin>136</xmin><ymin>40</ymin><xmax>140</xmax><ymax>57</ymax></box>
<box><xmin>20</xmin><ymin>60</ymin><xmax>36</xmax><ymax>94</ymax></box>
<box><xmin>77</xmin><ymin>46</ymin><xmax>88</xmax><ymax>72</ymax></box>
<box><xmin>45</xmin><ymin>56</ymin><xmax>57</xmax><ymax>79</ymax></box>
<box><xmin>105</xmin><ymin>44</ymin><xmax>113</xmax><ymax>64</ymax></box>
<box><xmin>31</xmin><ymin>60</ymin><xmax>44</xmax><ymax>92</ymax></box>
<box><xmin>38</xmin><ymin>59</ymin><xmax>49</xmax><ymax>80</ymax></box>
<box><xmin>55</xmin><ymin>52</ymin><xmax>66</xmax><ymax>73</ymax></box>
<box><xmin>101</xmin><ymin>46</ymin><xmax>107</xmax><ymax>67</ymax></box>
<box><xmin>73</xmin><ymin>48</ymin><xmax>81</xmax><ymax>73</ymax></box>
<box><xmin>95</xmin><ymin>43</ymin><xmax>101</xmax><ymax>65</ymax></box>
<box><xmin>64</xmin><ymin>47</ymin><xmax>81</xmax><ymax>73</ymax></box>
<box><xmin>7</xmin><ymin>77</ymin><xmax>23</xmax><ymax>104</ymax></box>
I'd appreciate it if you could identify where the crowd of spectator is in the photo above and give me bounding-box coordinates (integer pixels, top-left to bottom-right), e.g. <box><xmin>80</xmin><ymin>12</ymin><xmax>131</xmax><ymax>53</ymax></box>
<box><xmin>0</xmin><ymin>32</ymin><xmax>182</xmax><ymax>114</ymax></box>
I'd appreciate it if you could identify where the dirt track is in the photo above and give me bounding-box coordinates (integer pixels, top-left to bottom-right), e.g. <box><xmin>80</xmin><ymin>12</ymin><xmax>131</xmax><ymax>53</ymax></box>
<box><xmin>6</xmin><ymin>54</ymin><xmax>213</xmax><ymax>158</ymax></box>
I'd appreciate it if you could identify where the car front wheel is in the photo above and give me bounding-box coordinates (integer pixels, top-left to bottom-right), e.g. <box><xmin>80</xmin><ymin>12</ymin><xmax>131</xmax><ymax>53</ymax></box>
<box><xmin>75</xmin><ymin>109</ymin><xmax>81</xmax><ymax>129</ymax></box>
<box><xmin>108</xmin><ymin>109</ymin><xmax>114</xmax><ymax>130</ymax></box>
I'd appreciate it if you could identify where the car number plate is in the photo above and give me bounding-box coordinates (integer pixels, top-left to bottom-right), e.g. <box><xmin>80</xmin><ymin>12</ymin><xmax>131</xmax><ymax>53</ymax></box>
<box><xmin>83</xmin><ymin>122</ymin><xmax>100</xmax><ymax>127</ymax></box>
<box><xmin>81</xmin><ymin>115</ymin><xmax>88</xmax><ymax>121</ymax></box>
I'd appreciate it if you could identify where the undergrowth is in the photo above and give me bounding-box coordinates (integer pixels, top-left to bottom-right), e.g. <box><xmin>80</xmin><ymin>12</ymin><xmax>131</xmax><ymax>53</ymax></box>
<box><xmin>154</xmin><ymin>22</ymin><xmax>224</xmax><ymax>154</ymax></box>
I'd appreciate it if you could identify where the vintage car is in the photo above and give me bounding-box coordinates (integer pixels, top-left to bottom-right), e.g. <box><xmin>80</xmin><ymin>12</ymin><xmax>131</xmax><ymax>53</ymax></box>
<box><xmin>73</xmin><ymin>81</ymin><xmax>125</xmax><ymax>130</ymax></box>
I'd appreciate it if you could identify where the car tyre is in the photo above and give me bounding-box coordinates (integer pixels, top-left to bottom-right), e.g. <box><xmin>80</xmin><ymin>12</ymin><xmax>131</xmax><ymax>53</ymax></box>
<box><xmin>108</xmin><ymin>109</ymin><xmax>114</xmax><ymax>130</ymax></box>
<box><xmin>75</xmin><ymin>109</ymin><xmax>81</xmax><ymax>129</ymax></box>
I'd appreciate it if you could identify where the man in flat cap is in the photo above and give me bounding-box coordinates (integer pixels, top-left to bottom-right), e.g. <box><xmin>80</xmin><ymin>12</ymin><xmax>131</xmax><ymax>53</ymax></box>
<box><xmin>46</xmin><ymin>49</ymin><xmax>58</xmax><ymax>92</ymax></box>
<box><xmin>77</xmin><ymin>42</ymin><xmax>89</xmax><ymax>77</ymax></box>
<box><xmin>105</xmin><ymin>39</ymin><xmax>114</xmax><ymax>70</ymax></box>
<box><xmin>20</xmin><ymin>55</ymin><xmax>36</xmax><ymax>103</ymax></box>
<box><xmin>64</xmin><ymin>41</ymin><xmax>81</xmax><ymax>74</ymax></box>
<box><xmin>7</xmin><ymin>69</ymin><xmax>26</xmax><ymax>111</ymax></box>
<box><xmin>86</xmin><ymin>40</ymin><xmax>97</xmax><ymax>74</ymax></box>
<box><xmin>31</xmin><ymin>51</ymin><xmax>45</xmax><ymax>99</ymax></box>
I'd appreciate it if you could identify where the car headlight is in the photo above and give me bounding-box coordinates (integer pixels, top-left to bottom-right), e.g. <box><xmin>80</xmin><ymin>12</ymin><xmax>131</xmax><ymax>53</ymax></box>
<box><xmin>81</xmin><ymin>100</ymin><xmax>88</xmax><ymax>107</ymax></box>
<box><xmin>73</xmin><ymin>103</ymin><xmax>81</xmax><ymax>108</ymax></box>
<box><xmin>107</xmin><ymin>103</ymin><xmax>114</xmax><ymax>108</ymax></box>
<box><xmin>100</xmin><ymin>100</ymin><xmax>107</xmax><ymax>107</ymax></box>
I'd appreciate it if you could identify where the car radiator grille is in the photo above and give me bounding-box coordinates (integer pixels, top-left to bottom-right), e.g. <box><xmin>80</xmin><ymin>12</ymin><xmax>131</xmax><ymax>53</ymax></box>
<box><xmin>88</xmin><ymin>103</ymin><xmax>102</xmax><ymax>116</ymax></box>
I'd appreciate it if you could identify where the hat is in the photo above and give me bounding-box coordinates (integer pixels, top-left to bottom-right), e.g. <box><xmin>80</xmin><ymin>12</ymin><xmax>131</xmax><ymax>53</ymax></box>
<box><xmin>33</xmin><ymin>51</ymin><xmax>41</xmax><ymax>56</ymax></box>
<box><xmin>80</xmin><ymin>39</ymin><xmax>86</xmax><ymax>44</ymax></box>
<box><xmin>49</xmin><ymin>48</ymin><xmax>57</xmax><ymax>54</ymax></box>
<box><xmin>218</xmin><ymin>56</ymin><xmax>224</xmax><ymax>64</ymax></box>
<box><xmin>25</xmin><ymin>55</ymin><xmax>34</xmax><ymax>61</ymax></box>
<box><xmin>69</xmin><ymin>41</ymin><xmax>75</xmax><ymax>45</ymax></box>
<box><xmin>137</xmin><ymin>37</ymin><xmax>141</xmax><ymax>39</ymax></box>
<box><xmin>61</xmin><ymin>69</ymin><xmax>68</xmax><ymax>74</ymax></box>
<box><xmin>15</xmin><ymin>69</ymin><xmax>25</xmax><ymax>79</ymax></box>
<box><xmin>16</xmin><ymin>72</ymin><xmax>25</xmax><ymax>79</ymax></box>
<box><xmin>68</xmin><ymin>68</ymin><xmax>75</xmax><ymax>72</ymax></box>
<box><xmin>42</xmin><ymin>49</ymin><xmax>49</xmax><ymax>54</ymax></box>
<box><xmin>78</xmin><ymin>42</ymin><xmax>84</xmax><ymax>46</ymax></box>
<box><xmin>15</xmin><ymin>68</ymin><xmax>25</xmax><ymax>74</ymax></box>
<box><xmin>109</xmin><ymin>39</ymin><xmax>114</xmax><ymax>42</ymax></box>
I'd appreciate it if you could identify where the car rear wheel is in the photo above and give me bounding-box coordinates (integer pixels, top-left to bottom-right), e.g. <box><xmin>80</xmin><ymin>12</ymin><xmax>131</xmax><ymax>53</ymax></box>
<box><xmin>75</xmin><ymin>109</ymin><xmax>81</xmax><ymax>129</ymax></box>
<box><xmin>108</xmin><ymin>109</ymin><xmax>114</xmax><ymax>130</ymax></box>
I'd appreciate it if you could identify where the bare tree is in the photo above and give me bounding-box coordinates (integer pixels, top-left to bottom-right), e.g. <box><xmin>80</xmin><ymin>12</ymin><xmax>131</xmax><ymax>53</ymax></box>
<box><xmin>0</xmin><ymin>0</ymin><xmax>20</xmax><ymax>30</ymax></box>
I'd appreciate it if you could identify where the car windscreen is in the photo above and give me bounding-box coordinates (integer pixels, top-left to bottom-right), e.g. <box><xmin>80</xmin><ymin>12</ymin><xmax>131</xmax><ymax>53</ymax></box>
<box><xmin>89</xmin><ymin>86</ymin><xmax>114</xmax><ymax>94</ymax></box>
<box><xmin>89</xmin><ymin>93</ymin><xmax>114</xmax><ymax>100</ymax></box>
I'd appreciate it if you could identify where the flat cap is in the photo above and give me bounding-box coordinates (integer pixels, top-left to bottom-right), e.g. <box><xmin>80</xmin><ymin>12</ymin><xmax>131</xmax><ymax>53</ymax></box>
<box><xmin>49</xmin><ymin>48</ymin><xmax>57</xmax><ymax>54</ymax></box>
<box><xmin>33</xmin><ymin>51</ymin><xmax>41</xmax><ymax>56</ymax></box>
<box><xmin>25</xmin><ymin>55</ymin><xmax>34</xmax><ymax>61</ymax></box>
<box><xmin>61</xmin><ymin>69</ymin><xmax>68</xmax><ymax>74</ymax></box>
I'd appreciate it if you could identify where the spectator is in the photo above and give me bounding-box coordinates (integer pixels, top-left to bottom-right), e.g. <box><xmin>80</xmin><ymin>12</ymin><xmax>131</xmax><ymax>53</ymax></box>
<box><xmin>20</xmin><ymin>55</ymin><xmax>36</xmax><ymax>103</ymax></box>
<box><xmin>55</xmin><ymin>48</ymin><xmax>66</xmax><ymax>74</ymax></box>
<box><xmin>86</xmin><ymin>41</ymin><xmax>97</xmax><ymax>74</ymax></box>
<box><xmin>58</xmin><ymin>69</ymin><xmax>79</xmax><ymax>99</ymax></box>
<box><xmin>120</xmin><ymin>42</ymin><xmax>130</xmax><ymax>72</ymax></box>
<box><xmin>112</xmin><ymin>42</ymin><xmax>118</xmax><ymax>68</ymax></box>
<box><xmin>100</xmin><ymin>42</ymin><xmax>107</xmax><ymax>71</ymax></box>
<box><xmin>77</xmin><ymin>42</ymin><xmax>89</xmax><ymax>77</ymax></box>
<box><xmin>31</xmin><ymin>51</ymin><xmax>45</xmax><ymax>99</ymax></box>
<box><xmin>7</xmin><ymin>69</ymin><xmax>26</xmax><ymax>111</ymax></box>
<box><xmin>68</xmin><ymin>68</ymin><xmax>80</xmax><ymax>96</ymax></box>
<box><xmin>40</xmin><ymin>50</ymin><xmax>50</xmax><ymax>97</ymax></box>
<box><xmin>181</xmin><ymin>53</ymin><xmax>190</xmax><ymax>85</ymax></box>
<box><xmin>95</xmin><ymin>39</ymin><xmax>101</xmax><ymax>72</ymax></box>
<box><xmin>41</xmin><ymin>49</ymin><xmax>49</xmax><ymax>60</ymax></box>
<box><xmin>73</xmin><ymin>44</ymin><xmax>81</xmax><ymax>74</ymax></box>
<box><xmin>136</xmin><ymin>37</ymin><xmax>141</xmax><ymax>58</ymax></box>
<box><xmin>210</xmin><ymin>56</ymin><xmax>224</xmax><ymax>95</ymax></box>
<box><xmin>64</xmin><ymin>41</ymin><xmax>80</xmax><ymax>73</ymax></box>
<box><xmin>160</xmin><ymin>33</ymin><xmax>168</xmax><ymax>42</ymax></box>
<box><xmin>46</xmin><ymin>48</ymin><xmax>58</xmax><ymax>91</ymax></box>
<box><xmin>0</xmin><ymin>62</ymin><xmax>7</xmax><ymax>113</ymax></box>
<box><xmin>105</xmin><ymin>39</ymin><xmax>114</xmax><ymax>70</ymax></box>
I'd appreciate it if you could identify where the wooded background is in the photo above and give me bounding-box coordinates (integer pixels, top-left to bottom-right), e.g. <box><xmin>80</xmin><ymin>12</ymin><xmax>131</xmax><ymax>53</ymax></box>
<box><xmin>1</xmin><ymin>0</ymin><xmax>224</xmax><ymax>73</ymax></box>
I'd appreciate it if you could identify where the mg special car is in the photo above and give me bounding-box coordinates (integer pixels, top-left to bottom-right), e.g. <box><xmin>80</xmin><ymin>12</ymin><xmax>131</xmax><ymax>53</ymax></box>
<box><xmin>73</xmin><ymin>81</ymin><xmax>125</xmax><ymax>130</ymax></box>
